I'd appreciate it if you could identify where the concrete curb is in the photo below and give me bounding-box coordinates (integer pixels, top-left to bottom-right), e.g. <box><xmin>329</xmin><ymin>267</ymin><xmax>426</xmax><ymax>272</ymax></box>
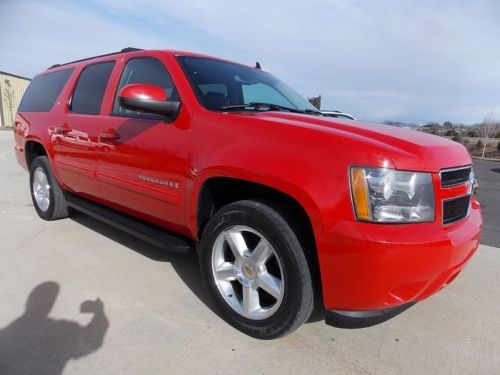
<box><xmin>472</xmin><ymin>156</ymin><xmax>500</xmax><ymax>162</ymax></box>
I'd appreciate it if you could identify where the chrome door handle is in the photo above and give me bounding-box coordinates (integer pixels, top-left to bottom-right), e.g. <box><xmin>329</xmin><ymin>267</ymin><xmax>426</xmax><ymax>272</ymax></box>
<box><xmin>55</xmin><ymin>123</ymin><xmax>72</xmax><ymax>134</ymax></box>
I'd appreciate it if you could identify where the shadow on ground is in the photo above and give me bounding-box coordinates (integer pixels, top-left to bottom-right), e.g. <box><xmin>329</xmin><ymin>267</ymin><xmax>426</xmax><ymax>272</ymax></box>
<box><xmin>70</xmin><ymin>212</ymin><xmax>218</xmax><ymax>314</ymax></box>
<box><xmin>70</xmin><ymin>212</ymin><xmax>326</xmax><ymax>324</ymax></box>
<box><xmin>0</xmin><ymin>281</ymin><xmax>109</xmax><ymax>375</ymax></box>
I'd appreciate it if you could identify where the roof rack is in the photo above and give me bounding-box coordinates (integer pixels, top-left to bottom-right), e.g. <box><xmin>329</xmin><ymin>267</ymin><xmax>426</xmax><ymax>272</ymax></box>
<box><xmin>48</xmin><ymin>47</ymin><xmax>143</xmax><ymax>70</ymax></box>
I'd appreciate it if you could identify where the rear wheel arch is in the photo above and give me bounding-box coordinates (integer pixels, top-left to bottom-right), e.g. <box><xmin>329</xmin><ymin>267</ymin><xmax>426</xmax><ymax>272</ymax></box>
<box><xmin>25</xmin><ymin>140</ymin><xmax>48</xmax><ymax>168</ymax></box>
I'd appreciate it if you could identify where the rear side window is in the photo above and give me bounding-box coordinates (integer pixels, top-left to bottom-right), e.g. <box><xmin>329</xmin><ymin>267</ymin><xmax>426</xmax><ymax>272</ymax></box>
<box><xmin>71</xmin><ymin>61</ymin><xmax>115</xmax><ymax>115</ymax></box>
<box><xmin>18</xmin><ymin>69</ymin><xmax>73</xmax><ymax>112</ymax></box>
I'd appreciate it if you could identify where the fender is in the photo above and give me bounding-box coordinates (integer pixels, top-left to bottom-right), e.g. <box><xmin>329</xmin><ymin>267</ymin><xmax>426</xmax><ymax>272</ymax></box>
<box><xmin>186</xmin><ymin>166</ymin><xmax>323</xmax><ymax>241</ymax></box>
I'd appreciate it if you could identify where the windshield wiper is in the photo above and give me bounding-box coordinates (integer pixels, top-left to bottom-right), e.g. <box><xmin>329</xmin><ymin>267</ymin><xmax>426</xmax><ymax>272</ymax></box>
<box><xmin>303</xmin><ymin>108</ymin><xmax>323</xmax><ymax>115</ymax></box>
<box><xmin>220</xmin><ymin>102</ymin><xmax>308</xmax><ymax>114</ymax></box>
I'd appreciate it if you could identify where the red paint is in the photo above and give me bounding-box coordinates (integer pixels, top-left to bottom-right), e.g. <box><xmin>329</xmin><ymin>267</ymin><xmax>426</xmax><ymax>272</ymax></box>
<box><xmin>14</xmin><ymin>49</ymin><xmax>482</xmax><ymax>312</ymax></box>
<box><xmin>119</xmin><ymin>83</ymin><xmax>168</xmax><ymax>101</ymax></box>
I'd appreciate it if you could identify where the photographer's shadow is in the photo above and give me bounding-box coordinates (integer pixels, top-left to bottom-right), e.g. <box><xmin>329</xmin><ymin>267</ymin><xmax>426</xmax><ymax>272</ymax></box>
<box><xmin>0</xmin><ymin>282</ymin><xmax>109</xmax><ymax>375</ymax></box>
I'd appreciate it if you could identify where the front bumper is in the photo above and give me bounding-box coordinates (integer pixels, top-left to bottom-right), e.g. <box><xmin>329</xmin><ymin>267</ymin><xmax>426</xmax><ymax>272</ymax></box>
<box><xmin>317</xmin><ymin>199</ymin><xmax>482</xmax><ymax>311</ymax></box>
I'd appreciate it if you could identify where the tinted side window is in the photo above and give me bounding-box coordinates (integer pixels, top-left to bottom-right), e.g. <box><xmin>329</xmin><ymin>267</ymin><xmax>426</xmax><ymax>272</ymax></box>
<box><xmin>113</xmin><ymin>58</ymin><xmax>177</xmax><ymax>115</ymax></box>
<box><xmin>18</xmin><ymin>69</ymin><xmax>73</xmax><ymax>112</ymax></box>
<box><xmin>71</xmin><ymin>62</ymin><xmax>115</xmax><ymax>115</ymax></box>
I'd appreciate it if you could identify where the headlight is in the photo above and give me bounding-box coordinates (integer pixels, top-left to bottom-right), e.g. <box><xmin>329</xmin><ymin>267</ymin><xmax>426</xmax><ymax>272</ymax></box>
<box><xmin>350</xmin><ymin>167</ymin><xmax>435</xmax><ymax>223</ymax></box>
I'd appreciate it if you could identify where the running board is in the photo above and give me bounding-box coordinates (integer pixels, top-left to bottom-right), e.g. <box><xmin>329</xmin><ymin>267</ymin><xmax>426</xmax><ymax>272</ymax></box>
<box><xmin>65</xmin><ymin>193</ymin><xmax>193</xmax><ymax>253</ymax></box>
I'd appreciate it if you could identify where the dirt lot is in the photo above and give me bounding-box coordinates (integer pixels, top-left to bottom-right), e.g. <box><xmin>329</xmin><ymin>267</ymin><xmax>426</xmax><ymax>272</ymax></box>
<box><xmin>1</xmin><ymin>130</ymin><xmax>499</xmax><ymax>375</ymax></box>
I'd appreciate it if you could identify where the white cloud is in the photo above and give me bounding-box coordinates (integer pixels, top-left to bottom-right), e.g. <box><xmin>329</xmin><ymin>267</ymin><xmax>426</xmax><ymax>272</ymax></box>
<box><xmin>1</xmin><ymin>0</ymin><xmax>499</xmax><ymax>123</ymax></box>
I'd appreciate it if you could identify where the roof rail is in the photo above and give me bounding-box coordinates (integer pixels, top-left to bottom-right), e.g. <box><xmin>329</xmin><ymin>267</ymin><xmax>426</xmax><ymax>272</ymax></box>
<box><xmin>48</xmin><ymin>47</ymin><xmax>143</xmax><ymax>70</ymax></box>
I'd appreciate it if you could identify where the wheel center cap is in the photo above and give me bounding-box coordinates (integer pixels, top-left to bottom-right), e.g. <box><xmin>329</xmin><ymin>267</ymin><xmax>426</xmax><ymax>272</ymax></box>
<box><xmin>243</xmin><ymin>264</ymin><xmax>255</xmax><ymax>278</ymax></box>
<box><xmin>235</xmin><ymin>257</ymin><xmax>258</xmax><ymax>287</ymax></box>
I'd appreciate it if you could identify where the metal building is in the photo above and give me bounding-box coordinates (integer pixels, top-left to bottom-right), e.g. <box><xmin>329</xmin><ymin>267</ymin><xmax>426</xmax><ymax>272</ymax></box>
<box><xmin>0</xmin><ymin>71</ymin><xmax>31</xmax><ymax>128</ymax></box>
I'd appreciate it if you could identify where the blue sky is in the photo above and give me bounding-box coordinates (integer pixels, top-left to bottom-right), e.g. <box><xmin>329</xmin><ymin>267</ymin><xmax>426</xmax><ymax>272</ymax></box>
<box><xmin>1</xmin><ymin>0</ymin><xmax>499</xmax><ymax>124</ymax></box>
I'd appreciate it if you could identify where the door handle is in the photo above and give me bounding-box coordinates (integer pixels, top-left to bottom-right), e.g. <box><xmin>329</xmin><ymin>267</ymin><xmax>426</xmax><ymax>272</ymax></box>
<box><xmin>55</xmin><ymin>123</ymin><xmax>72</xmax><ymax>134</ymax></box>
<box><xmin>99</xmin><ymin>129</ymin><xmax>120</xmax><ymax>142</ymax></box>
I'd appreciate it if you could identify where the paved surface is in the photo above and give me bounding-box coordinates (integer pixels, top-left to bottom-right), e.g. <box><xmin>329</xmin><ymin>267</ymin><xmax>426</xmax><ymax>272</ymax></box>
<box><xmin>473</xmin><ymin>159</ymin><xmax>500</xmax><ymax>247</ymax></box>
<box><xmin>1</xmin><ymin>130</ymin><xmax>499</xmax><ymax>375</ymax></box>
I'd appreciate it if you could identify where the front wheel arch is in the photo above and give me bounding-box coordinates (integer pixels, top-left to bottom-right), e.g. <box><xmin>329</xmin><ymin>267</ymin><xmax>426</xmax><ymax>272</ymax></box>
<box><xmin>194</xmin><ymin>177</ymin><xmax>322</xmax><ymax>303</ymax></box>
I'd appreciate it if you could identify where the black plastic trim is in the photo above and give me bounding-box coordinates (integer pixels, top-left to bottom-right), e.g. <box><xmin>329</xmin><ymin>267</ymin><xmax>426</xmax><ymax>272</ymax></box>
<box><xmin>325</xmin><ymin>302</ymin><xmax>416</xmax><ymax>329</ymax></box>
<box><xmin>65</xmin><ymin>192</ymin><xmax>192</xmax><ymax>253</ymax></box>
<box><xmin>442</xmin><ymin>194</ymin><xmax>471</xmax><ymax>225</ymax></box>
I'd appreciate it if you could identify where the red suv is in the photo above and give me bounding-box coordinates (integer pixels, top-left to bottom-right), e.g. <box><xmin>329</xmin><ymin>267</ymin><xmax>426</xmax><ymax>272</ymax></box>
<box><xmin>14</xmin><ymin>48</ymin><xmax>482</xmax><ymax>339</ymax></box>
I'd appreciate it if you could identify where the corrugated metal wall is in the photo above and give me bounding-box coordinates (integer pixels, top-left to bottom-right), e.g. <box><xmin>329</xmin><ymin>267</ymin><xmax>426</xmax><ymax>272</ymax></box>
<box><xmin>0</xmin><ymin>72</ymin><xmax>31</xmax><ymax>128</ymax></box>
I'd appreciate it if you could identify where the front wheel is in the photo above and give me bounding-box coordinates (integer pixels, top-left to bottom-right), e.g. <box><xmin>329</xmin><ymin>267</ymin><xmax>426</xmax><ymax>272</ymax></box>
<box><xmin>199</xmin><ymin>200</ymin><xmax>314</xmax><ymax>339</ymax></box>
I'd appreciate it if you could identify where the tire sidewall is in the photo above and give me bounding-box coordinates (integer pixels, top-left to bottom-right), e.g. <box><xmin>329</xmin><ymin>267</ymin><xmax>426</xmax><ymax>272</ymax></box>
<box><xmin>200</xmin><ymin>201</ymin><xmax>313</xmax><ymax>338</ymax></box>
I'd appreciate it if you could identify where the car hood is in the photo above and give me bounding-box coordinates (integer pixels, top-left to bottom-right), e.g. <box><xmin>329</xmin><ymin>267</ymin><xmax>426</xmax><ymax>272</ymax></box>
<box><xmin>234</xmin><ymin>112</ymin><xmax>471</xmax><ymax>173</ymax></box>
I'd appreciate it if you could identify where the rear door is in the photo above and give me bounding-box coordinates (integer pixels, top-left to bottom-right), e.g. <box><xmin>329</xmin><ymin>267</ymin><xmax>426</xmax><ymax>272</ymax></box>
<box><xmin>96</xmin><ymin>56</ymin><xmax>190</xmax><ymax>233</ymax></box>
<box><xmin>52</xmin><ymin>61</ymin><xmax>115</xmax><ymax>198</ymax></box>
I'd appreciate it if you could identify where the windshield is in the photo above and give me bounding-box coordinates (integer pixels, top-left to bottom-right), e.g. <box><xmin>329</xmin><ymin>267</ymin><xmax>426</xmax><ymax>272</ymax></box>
<box><xmin>177</xmin><ymin>56</ymin><xmax>317</xmax><ymax>112</ymax></box>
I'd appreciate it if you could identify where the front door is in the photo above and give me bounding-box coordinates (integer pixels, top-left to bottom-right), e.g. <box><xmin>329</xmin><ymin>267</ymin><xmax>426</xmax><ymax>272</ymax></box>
<box><xmin>96</xmin><ymin>56</ymin><xmax>190</xmax><ymax>234</ymax></box>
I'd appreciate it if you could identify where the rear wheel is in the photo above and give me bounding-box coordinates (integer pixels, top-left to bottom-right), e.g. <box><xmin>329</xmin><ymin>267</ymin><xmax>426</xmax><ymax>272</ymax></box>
<box><xmin>29</xmin><ymin>156</ymin><xmax>71</xmax><ymax>220</ymax></box>
<box><xmin>199</xmin><ymin>200</ymin><xmax>314</xmax><ymax>339</ymax></box>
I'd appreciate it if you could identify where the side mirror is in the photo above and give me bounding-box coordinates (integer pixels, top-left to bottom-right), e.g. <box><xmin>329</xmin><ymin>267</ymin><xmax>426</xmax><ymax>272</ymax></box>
<box><xmin>118</xmin><ymin>84</ymin><xmax>180</xmax><ymax>116</ymax></box>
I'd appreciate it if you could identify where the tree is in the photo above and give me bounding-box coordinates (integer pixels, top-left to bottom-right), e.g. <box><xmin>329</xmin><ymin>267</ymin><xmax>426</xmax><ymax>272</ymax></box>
<box><xmin>497</xmin><ymin>141</ymin><xmax>500</xmax><ymax>153</ymax></box>
<box><xmin>3</xmin><ymin>79</ymin><xmax>16</xmax><ymax>128</ymax></box>
<box><xmin>480</xmin><ymin>111</ymin><xmax>500</xmax><ymax>158</ymax></box>
<box><xmin>476</xmin><ymin>139</ymin><xmax>483</xmax><ymax>150</ymax></box>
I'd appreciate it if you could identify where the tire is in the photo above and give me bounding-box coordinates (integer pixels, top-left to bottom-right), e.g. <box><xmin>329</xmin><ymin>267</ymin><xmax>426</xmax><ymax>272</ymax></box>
<box><xmin>199</xmin><ymin>200</ymin><xmax>314</xmax><ymax>339</ymax></box>
<box><xmin>29</xmin><ymin>156</ymin><xmax>71</xmax><ymax>220</ymax></box>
